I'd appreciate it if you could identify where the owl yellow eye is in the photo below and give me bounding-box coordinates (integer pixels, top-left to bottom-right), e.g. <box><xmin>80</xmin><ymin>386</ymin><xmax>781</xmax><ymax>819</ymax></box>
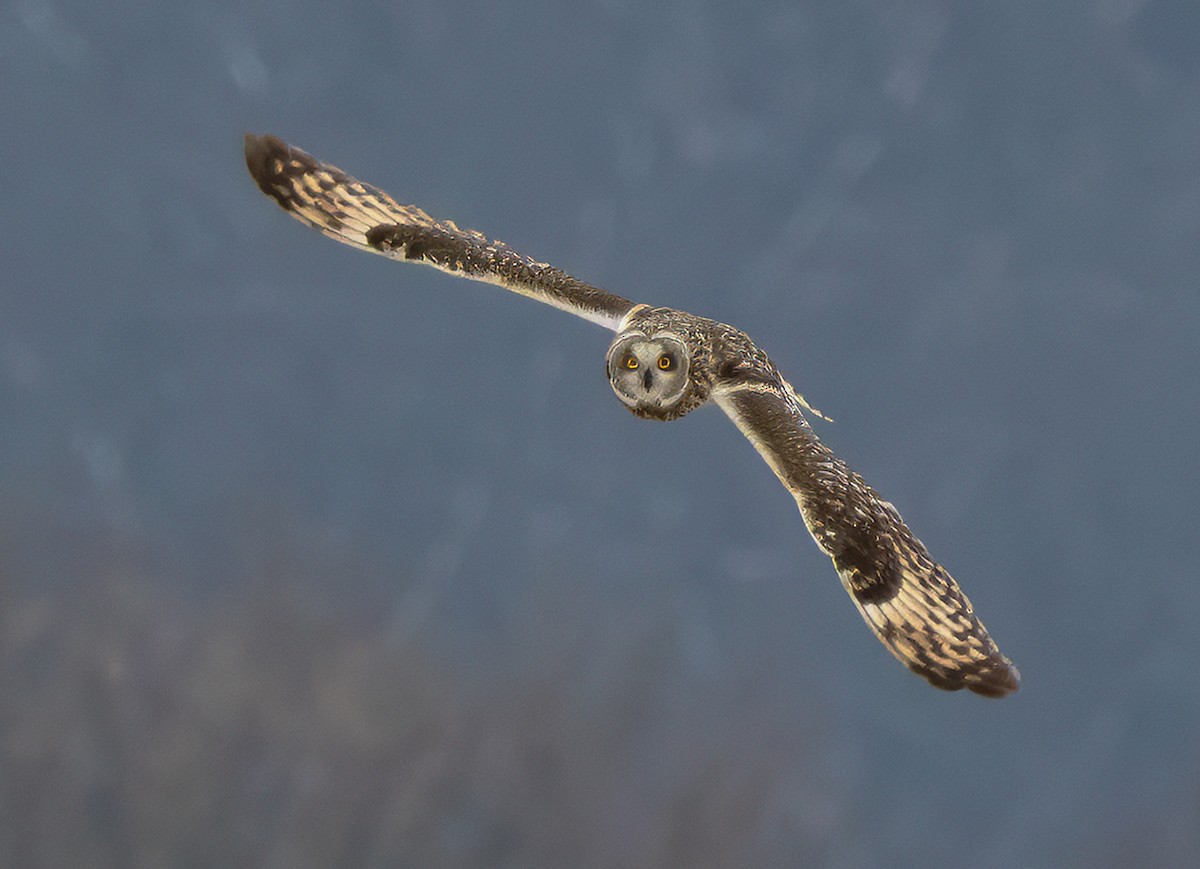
<box><xmin>657</xmin><ymin>355</ymin><xmax>673</xmax><ymax>370</ymax></box>
<box><xmin>623</xmin><ymin>354</ymin><xmax>639</xmax><ymax>370</ymax></box>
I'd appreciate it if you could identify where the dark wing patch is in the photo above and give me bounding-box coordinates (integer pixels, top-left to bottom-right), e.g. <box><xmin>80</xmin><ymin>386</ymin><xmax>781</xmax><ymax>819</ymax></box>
<box><xmin>244</xmin><ymin>134</ymin><xmax>636</xmax><ymax>330</ymax></box>
<box><xmin>714</xmin><ymin>382</ymin><xmax>1019</xmax><ymax>697</ymax></box>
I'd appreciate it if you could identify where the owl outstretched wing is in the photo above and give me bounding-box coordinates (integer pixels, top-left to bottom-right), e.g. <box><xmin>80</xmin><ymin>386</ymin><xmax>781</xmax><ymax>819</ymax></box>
<box><xmin>713</xmin><ymin>381</ymin><xmax>1019</xmax><ymax>697</ymax></box>
<box><xmin>244</xmin><ymin>134</ymin><xmax>636</xmax><ymax>330</ymax></box>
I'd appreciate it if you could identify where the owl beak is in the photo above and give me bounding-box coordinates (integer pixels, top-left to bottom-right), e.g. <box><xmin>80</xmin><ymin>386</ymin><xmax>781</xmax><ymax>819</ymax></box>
<box><xmin>642</xmin><ymin>369</ymin><xmax>654</xmax><ymax>391</ymax></box>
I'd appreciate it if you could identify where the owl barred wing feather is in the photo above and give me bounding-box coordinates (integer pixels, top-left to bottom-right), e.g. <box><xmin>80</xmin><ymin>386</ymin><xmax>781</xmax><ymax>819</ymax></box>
<box><xmin>713</xmin><ymin>382</ymin><xmax>1019</xmax><ymax>696</ymax></box>
<box><xmin>244</xmin><ymin>134</ymin><xmax>636</xmax><ymax>330</ymax></box>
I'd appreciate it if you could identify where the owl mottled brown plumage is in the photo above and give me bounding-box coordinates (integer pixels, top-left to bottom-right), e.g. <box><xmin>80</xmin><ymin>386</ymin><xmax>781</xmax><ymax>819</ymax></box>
<box><xmin>244</xmin><ymin>133</ymin><xmax>1020</xmax><ymax>697</ymax></box>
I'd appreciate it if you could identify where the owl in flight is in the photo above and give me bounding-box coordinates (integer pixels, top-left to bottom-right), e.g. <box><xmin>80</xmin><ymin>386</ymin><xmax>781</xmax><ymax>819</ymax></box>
<box><xmin>244</xmin><ymin>133</ymin><xmax>1019</xmax><ymax>697</ymax></box>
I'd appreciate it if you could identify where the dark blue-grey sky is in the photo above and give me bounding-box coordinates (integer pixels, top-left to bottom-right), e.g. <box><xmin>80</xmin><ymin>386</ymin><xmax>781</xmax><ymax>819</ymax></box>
<box><xmin>2</xmin><ymin>1</ymin><xmax>1198</xmax><ymax>866</ymax></box>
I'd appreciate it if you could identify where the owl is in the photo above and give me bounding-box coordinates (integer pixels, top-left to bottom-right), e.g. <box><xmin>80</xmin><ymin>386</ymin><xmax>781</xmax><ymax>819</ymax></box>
<box><xmin>244</xmin><ymin>134</ymin><xmax>1019</xmax><ymax>697</ymax></box>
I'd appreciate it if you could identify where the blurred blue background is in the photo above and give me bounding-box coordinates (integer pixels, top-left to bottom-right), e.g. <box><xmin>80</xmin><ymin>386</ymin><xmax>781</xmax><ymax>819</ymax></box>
<box><xmin>2</xmin><ymin>1</ymin><xmax>1198</xmax><ymax>866</ymax></box>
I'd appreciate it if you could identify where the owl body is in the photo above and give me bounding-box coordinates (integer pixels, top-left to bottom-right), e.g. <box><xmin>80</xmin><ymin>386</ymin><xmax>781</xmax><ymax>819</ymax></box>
<box><xmin>244</xmin><ymin>133</ymin><xmax>1020</xmax><ymax>697</ymax></box>
<box><xmin>608</xmin><ymin>306</ymin><xmax>716</xmax><ymax>420</ymax></box>
<box><xmin>609</xmin><ymin>305</ymin><xmax>788</xmax><ymax>421</ymax></box>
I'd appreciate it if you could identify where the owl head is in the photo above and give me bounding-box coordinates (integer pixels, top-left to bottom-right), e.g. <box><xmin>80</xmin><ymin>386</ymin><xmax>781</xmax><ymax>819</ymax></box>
<box><xmin>606</xmin><ymin>330</ymin><xmax>693</xmax><ymax>420</ymax></box>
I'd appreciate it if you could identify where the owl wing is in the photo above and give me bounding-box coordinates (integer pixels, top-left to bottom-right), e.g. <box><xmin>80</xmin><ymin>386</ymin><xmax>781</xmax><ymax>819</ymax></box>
<box><xmin>244</xmin><ymin>134</ymin><xmax>636</xmax><ymax>330</ymax></box>
<box><xmin>713</xmin><ymin>381</ymin><xmax>1019</xmax><ymax>697</ymax></box>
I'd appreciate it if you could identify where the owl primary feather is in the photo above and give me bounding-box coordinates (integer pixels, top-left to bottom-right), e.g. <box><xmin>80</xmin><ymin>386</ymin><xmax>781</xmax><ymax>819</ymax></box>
<box><xmin>244</xmin><ymin>133</ymin><xmax>1020</xmax><ymax>697</ymax></box>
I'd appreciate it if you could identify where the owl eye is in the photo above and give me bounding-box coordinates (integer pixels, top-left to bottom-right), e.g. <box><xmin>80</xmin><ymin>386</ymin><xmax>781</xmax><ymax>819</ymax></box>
<box><xmin>657</xmin><ymin>354</ymin><xmax>674</xmax><ymax>370</ymax></box>
<box><xmin>623</xmin><ymin>354</ymin><xmax>639</xmax><ymax>370</ymax></box>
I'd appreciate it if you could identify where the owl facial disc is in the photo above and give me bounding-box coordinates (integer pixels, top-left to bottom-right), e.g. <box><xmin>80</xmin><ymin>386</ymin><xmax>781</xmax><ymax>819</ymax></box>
<box><xmin>606</xmin><ymin>332</ymin><xmax>690</xmax><ymax>416</ymax></box>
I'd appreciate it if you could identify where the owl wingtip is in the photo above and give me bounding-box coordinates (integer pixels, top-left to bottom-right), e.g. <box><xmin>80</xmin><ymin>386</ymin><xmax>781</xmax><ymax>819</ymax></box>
<box><xmin>243</xmin><ymin>133</ymin><xmax>293</xmax><ymax>195</ymax></box>
<box><xmin>917</xmin><ymin>652</ymin><xmax>1020</xmax><ymax>698</ymax></box>
<box><xmin>243</xmin><ymin>130</ymin><xmax>290</xmax><ymax>172</ymax></box>
<box><xmin>243</xmin><ymin>131</ymin><xmax>283</xmax><ymax>152</ymax></box>
<box><xmin>966</xmin><ymin>659</ymin><xmax>1021</xmax><ymax>698</ymax></box>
